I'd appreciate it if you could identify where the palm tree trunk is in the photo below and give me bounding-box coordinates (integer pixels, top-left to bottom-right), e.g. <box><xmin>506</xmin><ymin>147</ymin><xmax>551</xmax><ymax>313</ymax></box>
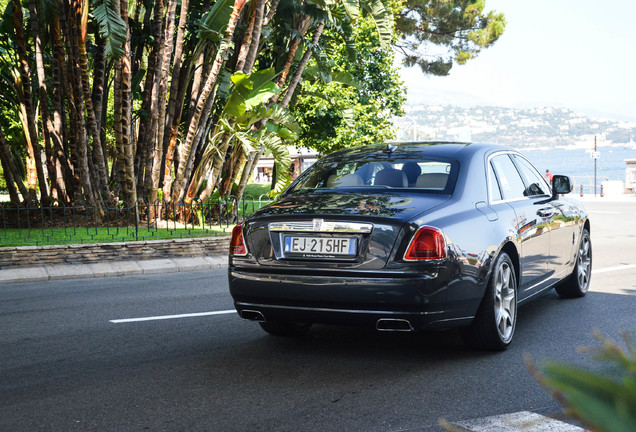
<box><xmin>149</xmin><ymin>0</ymin><xmax>178</xmax><ymax>205</ymax></box>
<box><xmin>190</xmin><ymin>130</ymin><xmax>233</xmax><ymax>203</ymax></box>
<box><xmin>274</xmin><ymin>37</ymin><xmax>302</xmax><ymax>91</ymax></box>
<box><xmin>142</xmin><ymin>0</ymin><xmax>167</xmax><ymax>201</ymax></box>
<box><xmin>0</xmin><ymin>127</ymin><xmax>29</xmax><ymax>203</ymax></box>
<box><xmin>92</xmin><ymin>34</ymin><xmax>108</xmax><ymax>152</ymax></box>
<box><xmin>185</xmin><ymin>48</ymin><xmax>209</xmax><ymax>129</ymax></box>
<box><xmin>235</xmin><ymin>0</ymin><xmax>258</xmax><ymax>73</ymax></box>
<box><xmin>114</xmin><ymin>0</ymin><xmax>137</xmax><ymax>207</ymax></box>
<box><xmin>160</xmin><ymin>0</ymin><xmax>190</xmax><ymax>198</ymax></box>
<box><xmin>234</xmin><ymin>150</ymin><xmax>261</xmax><ymax>203</ymax></box>
<box><xmin>76</xmin><ymin>0</ymin><xmax>111</xmax><ymax>204</ymax></box>
<box><xmin>11</xmin><ymin>0</ymin><xmax>49</xmax><ymax>204</ymax></box>
<box><xmin>269</xmin><ymin>14</ymin><xmax>313</xmax><ymax>104</ymax></box>
<box><xmin>242</xmin><ymin>0</ymin><xmax>267</xmax><ymax>73</ymax></box>
<box><xmin>28</xmin><ymin>0</ymin><xmax>63</xmax><ymax>202</ymax></box>
<box><xmin>180</xmin><ymin>94</ymin><xmax>220</xmax><ymax>202</ymax></box>
<box><xmin>51</xmin><ymin>18</ymin><xmax>73</xmax><ymax>202</ymax></box>
<box><xmin>163</xmin><ymin>48</ymin><xmax>202</xmax><ymax>201</ymax></box>
<box><xmin>263</xmin><ymin>0</ymin><xmax>280</xmax><ymax>26</ymax></box>
<box><xmin>280</xmin><ymin>21</ymin><xmax>325</xmax><ymax>108</ymax></box>
<box><xmin>59</xmin><ymin>12</ymin><xmax>82</xmax><ymax>199</ymax></box>
<box><xmin>134</xmin><ymin>0</ymin><xmax>163</xmax><ymax>198</ymax></box>
<box><xmin>219</xmin><ymin>145</ymin><xmax>246</xmax><ymax>197</ymax></box>
<box><xmin>62</xmin><ymin>0</ymin><xmax>97</xmax><ymax>207</ymax></box>
<box><xmin>131</xmin><ymin>0</ymin><xmax>150</xmax><ymax>84</ymax></box>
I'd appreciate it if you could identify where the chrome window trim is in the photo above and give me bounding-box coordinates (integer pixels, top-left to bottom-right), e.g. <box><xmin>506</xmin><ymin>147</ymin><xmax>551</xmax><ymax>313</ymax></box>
<box><xmin>269</xmin><ymin>220</ymin><xmax>373</xmax><ymax>233</ymax></box>
<box><xmin>486</xmin><ymin>151</ymin><xmax>550</xmax><ymax>205</ymax></box>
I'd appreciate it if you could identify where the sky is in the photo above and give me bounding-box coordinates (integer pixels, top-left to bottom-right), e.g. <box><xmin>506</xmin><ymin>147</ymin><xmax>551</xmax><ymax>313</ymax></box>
<box><xmin>398</xmin><ymin>0</ymin><xmax>636</xmax><ymax>122</ymax></box>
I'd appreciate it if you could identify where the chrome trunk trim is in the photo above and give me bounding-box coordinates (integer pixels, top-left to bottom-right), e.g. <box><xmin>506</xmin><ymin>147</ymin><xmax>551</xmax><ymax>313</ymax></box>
<box><xmin>269</xmin><ymin>220</ymin><xmax>373</xmax><ymax>233</ymax></box>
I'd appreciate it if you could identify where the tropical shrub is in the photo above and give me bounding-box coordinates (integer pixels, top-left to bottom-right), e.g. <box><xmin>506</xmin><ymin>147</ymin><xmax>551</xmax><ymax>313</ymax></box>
<box><xmin>529</xmin><ymin>331</ymin><xmax>636</xmax><ymax>432</ymax></box>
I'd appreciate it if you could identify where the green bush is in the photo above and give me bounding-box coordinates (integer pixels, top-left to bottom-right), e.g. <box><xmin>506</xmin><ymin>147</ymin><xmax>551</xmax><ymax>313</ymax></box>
<box><xmin>529</xmin><ymin>331</ymin><xmax>636</xmax><ymax>432</ymax></box>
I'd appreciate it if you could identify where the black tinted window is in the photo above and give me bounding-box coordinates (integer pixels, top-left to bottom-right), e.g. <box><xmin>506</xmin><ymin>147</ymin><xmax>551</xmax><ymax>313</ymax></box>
<box><xmin>289</xmin><ymin>156</ymin><xmax>456</xmax><ymax>193</ymax></box>
<box><xmin>511</xmin><ymin>155</ymin><xmax>551</xmax><ymax>196</ymax></box>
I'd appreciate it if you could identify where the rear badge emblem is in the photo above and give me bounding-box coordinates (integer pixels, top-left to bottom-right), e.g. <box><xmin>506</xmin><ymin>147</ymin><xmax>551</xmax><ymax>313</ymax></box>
<box><xmin>313</xmin><ymin>218</ymin><xmax>324</xmax><ymax>232</ymax></box>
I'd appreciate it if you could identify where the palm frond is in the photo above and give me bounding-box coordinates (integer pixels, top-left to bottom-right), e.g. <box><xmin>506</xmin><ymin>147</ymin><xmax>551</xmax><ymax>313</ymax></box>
<box><xmin>197</xmin><ymin>0</ymin><xmax>234</xmax><ymax>43</ymax></box>
<box><xmin>92</xmin><ymin>0</ymin><xmax>127</xmax><ymax>59</ymax></box>
<box><xmin>262</xmin><ymin>135</ymin><xmax>291</xmax><ymax>197</ymax></box>
<box><xmin>361</xmin><ymin>0</ymin><xmax>393</xmax><ymax>49</ymax></box>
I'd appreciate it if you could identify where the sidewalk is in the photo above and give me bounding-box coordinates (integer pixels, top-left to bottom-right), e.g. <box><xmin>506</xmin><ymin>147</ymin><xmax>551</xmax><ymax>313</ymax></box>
<box><xmin>577</xmin><ymin>193</ymin><xmax>636</xmax><ymax>202</ymax></box>
<box><xmin>0</xmin><ymin>255</ymin><xmax>228</xmax><ymax>284</ymax></box>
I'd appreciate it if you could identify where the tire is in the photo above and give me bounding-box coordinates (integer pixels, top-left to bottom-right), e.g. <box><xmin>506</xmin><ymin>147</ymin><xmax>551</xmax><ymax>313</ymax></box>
<box><xmin>259</xmin><ymin>320</ymin><xmax>312</xmax><ymax>337</ymax></box>
<box><xmin>555</xmin><ymin>228</ymin><xmax>592</xmax><ymax>298</ymax></box>
<box><xmin>462</xmin><ymin>252</ymin><xmax>517</xmax><ymax>351</ymax></box>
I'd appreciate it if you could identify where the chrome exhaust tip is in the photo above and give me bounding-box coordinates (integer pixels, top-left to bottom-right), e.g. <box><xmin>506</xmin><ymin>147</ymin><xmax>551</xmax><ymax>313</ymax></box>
<box><xmin>240</xmin><ymin>310</ymin><xmax>266</xmax><ymax>322</ymax></box>
<box><xmin>376</xmin><ymin>318</ymin><xmax>414</xmax><ymax>332</ymax></box>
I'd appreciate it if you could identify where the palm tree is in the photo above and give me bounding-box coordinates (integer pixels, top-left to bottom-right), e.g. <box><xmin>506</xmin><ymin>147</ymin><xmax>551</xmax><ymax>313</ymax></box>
<box><xmin>170</xmin><ymin>0</ymin><xmax>248</xmax><ymax>204</ymax></box>
<box><xmin>77</xmin><ymin>0</ymin><xmax>112</xmax><ymax>204</ymax></box>
<box><xmin>113</xmin><ymin>0</ymin><xmax>137</xmax><ymax>207</ymax></box>
<box><xmin>161</xmin><ymin>0</ymin><xmax>191</xmax><ymax>202</ymax></box>
<box><xmin>11</xmin><ymin>0</ymin><xmax>48</xmax><ymax>204</ymax></box>
<box><xmin>0</xmin><ymin>126</ymin><xmax>29</xmax><ymax>203</ymax></box>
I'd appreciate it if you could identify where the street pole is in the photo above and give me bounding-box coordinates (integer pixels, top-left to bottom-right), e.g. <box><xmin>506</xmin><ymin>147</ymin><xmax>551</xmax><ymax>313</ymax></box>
<box><xmin>594</xmin><ymin>135</ymin><xmax>597</xmax><ymax>197</ymax></box>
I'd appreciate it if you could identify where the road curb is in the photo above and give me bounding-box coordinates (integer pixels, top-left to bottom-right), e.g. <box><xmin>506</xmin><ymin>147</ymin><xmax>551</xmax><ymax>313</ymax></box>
<box><xmin>0</xmin><ymin>255</ymin><xmax>228</xmax><ymax>284</ymax></box>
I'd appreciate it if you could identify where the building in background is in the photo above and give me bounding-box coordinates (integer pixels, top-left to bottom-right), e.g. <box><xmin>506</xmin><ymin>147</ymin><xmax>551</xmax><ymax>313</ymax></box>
<box><xmin>626</xmin><ymin>159</ymin><xmax>636</xmax><ymax>193</ymax></box>
<box><xmin>254</xmin><ymin>147</ymin><xmax>318</xmax><ymax>183</ymax></box>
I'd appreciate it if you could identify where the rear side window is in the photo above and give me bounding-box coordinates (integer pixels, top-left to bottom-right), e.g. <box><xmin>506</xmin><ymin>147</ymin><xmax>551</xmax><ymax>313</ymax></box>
<box><xmin>488</xmin><ymin>162</ymin><xmax>503</xmax><ymax>202</ymax></box>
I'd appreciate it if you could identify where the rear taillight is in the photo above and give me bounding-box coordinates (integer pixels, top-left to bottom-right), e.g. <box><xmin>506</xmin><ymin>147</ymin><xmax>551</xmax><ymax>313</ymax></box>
<box><xmin>230</xmin><ymin>224</ymin><xmax>248</xmax><ymax>256</ymax></box>
<box><xmin>404</xmin><ymin>226</ymin><xmax>446</xmax><ymax>261</ymax></box>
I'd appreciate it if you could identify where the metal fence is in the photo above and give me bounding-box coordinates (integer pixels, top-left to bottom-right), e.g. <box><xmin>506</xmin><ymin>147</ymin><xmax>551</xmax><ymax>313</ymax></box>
<box><xmin>0</xmin><ymin>195</ymin><xmax>274</xmax><ymax>246</ymax></box>
<box><xmin>570</xmin><ymin>176</ymin><xmax>627</xmax><ymax>197</ymax></box>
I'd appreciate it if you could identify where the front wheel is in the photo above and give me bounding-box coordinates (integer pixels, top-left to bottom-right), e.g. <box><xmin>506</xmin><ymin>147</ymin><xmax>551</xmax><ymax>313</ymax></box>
<box><xmin>259</xmin><ymin>320</ymin><xmax>312</xmax><ymax>337</ymax></box>
<box><xmin>462</xmin><ymin>252</ymin><xmax>517</xmax><ymax>351</ymax></box>
<box><xmin>555</xmin><ymin>228</ymin><xmax>592</xmax><ymax>298</ymax></box>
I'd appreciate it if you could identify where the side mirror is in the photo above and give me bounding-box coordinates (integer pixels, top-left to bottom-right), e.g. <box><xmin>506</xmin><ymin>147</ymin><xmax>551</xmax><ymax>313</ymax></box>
<box><xmin>552</xmin><ymin>175</ymin><xmax>573</xmax><ymax>197</ymax></box>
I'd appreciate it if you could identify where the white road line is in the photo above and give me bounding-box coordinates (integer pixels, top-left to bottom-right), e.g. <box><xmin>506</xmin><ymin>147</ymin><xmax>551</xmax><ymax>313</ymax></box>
<box><xmin>110</xmin><ymin>310</ymin><xmax>236</xmax><ymax>324</ymax></box>
<box><xmin>593</xmin><ymin>264</ymin><xmax>636</xmax><ymax>274</ymax></box>
<box><xmin>110</xmin><ymin>263</ymin><xmax>635</xmax><ymax>323</ymax></box>
<box><xmin>453</xmin><ymin>411</ymin><xmax>583</xmax><ymax>432</ymax></box>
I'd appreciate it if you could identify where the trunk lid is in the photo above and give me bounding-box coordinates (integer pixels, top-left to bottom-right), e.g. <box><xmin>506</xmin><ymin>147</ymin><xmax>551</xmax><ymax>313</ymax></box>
<box><xmin>244</xmin><ymin>191</ymin><xmax>450</xmax><ymax>270</ymax></box>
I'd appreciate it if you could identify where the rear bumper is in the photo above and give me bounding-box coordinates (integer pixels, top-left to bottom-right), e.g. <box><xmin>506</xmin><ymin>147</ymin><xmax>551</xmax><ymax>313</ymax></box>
<box><xmin>228</xmin><ymin>268</ymin><xmax>474</xmax><ymax>330</ymax></box>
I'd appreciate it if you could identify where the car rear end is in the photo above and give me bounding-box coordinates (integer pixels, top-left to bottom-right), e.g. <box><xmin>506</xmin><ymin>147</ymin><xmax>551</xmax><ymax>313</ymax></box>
<box><xmin>228</xmin><ymin>144</ymin><xmax>466</xmax><ymax>331</ymax></box>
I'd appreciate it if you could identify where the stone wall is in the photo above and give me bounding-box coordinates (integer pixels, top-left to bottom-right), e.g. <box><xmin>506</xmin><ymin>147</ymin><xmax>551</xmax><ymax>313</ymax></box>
<box><xmin>0</xmin><ymin>236</ymin><xmax>230</xmax><ymax>269</ymax></box>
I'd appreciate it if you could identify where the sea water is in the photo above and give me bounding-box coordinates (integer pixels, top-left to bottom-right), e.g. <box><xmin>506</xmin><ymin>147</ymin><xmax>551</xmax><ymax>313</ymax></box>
<box><xmin>521</xmin><ymin>146</ymin><xmax>636</xmax><ymax>193</ymax></box>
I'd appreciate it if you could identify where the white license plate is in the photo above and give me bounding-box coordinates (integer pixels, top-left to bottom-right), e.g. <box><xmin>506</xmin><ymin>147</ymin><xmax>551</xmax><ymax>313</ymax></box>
<box><xmin>283</xmin><ymin>236</ymin><xmax>357</xmax><ymax>256</ymax></box>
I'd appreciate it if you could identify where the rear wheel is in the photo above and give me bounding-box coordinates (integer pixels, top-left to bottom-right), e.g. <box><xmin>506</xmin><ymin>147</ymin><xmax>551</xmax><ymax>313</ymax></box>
<box><xmin>555</xmin><ymin>228</ymin><xmax>591</xmax><ymax>298</ymax></box>
<box><xmin>259</xmin><ymin>320</ymin><xmax>312</xmax><ymax>337</ymax></box>
<box><xmin>462</xmin><ymin>252</ymin><xmax>517</xmax><ymax>350</ymax></box>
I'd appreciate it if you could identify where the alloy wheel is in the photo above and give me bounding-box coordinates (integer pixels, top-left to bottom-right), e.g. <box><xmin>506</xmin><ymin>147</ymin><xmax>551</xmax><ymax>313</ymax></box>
<box><xmin>494</xmin><ymin>260</ymin><xmax>516</xmax><ymax>343</ymax></box>
<box><xmin>576</xmin><ymin>234</ymin><xmax>592</xmax><ymax>292</ymax></box>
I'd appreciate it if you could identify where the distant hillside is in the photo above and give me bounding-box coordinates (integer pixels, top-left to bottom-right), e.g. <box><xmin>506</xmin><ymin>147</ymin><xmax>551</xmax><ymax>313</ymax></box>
<box><xmin>393</xmin><ymin>105</ymin><xmax>636</xmax><ymax>148</ymax></box>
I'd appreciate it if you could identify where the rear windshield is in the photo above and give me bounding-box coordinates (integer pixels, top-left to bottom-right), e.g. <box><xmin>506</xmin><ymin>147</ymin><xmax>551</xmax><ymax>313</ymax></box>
<box><xmin>288</xmin><ymin>155</ymin><xmax>458</xmax><ymax>194</ymax></box>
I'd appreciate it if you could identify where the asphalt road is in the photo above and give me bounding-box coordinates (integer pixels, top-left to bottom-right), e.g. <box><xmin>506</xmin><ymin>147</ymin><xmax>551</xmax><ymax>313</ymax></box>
<box><xmin>1</xmin><ymin>200</ymin><xmax>635</xmax><ymax>432</ymax></box>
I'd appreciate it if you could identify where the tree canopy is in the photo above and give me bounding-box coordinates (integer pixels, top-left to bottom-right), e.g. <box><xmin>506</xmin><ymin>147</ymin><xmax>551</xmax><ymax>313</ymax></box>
<box><xmin>396</xmin><ymin>0</ymin><xmax>506</xmax><ymax>75</ymax></box>
<box><xmin>0</xmin><ymin>0</ymin><xmax>505</xmax><ymax>210</ymax></box>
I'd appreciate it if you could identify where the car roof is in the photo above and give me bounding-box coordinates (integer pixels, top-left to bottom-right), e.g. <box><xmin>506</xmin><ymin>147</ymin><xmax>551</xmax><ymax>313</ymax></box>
<box><xmin>324</xmin><ymin>141</ymin><xmax>513</xmax><ymax>162</ymax></box>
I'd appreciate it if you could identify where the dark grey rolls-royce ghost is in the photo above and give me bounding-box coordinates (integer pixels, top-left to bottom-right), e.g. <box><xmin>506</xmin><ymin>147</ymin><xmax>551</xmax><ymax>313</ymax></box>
<box><xmin>228</xmin><ymin>142</ymin><xmax>591</xmax><ymax>350</ymax></box>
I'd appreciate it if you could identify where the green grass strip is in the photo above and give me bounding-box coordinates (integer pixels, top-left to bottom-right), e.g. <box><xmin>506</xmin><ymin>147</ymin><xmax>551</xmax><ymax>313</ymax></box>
<box><xmin>0</xmin><ymin>226</ymin><xmax>231</xmax><ymax>247</ymax></box>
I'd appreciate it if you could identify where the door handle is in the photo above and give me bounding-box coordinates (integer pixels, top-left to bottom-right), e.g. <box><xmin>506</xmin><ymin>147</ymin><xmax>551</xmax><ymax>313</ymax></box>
<box><xmin>537</xmin><ymin>208</ymin><xmax>558</xmax><ymax>218</ymax></box>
